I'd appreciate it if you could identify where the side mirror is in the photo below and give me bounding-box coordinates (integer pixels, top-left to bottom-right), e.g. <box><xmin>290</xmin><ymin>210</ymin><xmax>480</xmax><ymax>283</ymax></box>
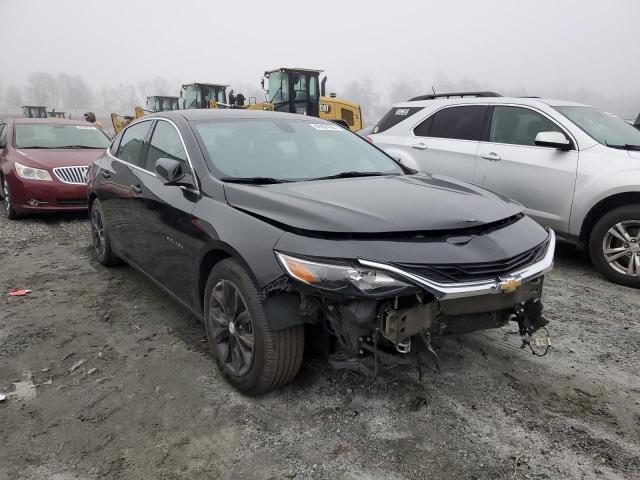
<box><xmin>535</xmin><ymin>131</ymin><xmax>571</xmax><ymax>150</ymax></box>
<box><xmin>155</xmin><ymin>157</ymin><xmax>186</xmax><ymax>185</ymax></box>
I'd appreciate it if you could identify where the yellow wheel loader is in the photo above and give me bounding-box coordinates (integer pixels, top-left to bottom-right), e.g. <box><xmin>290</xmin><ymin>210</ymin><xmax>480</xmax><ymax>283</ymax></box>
<box><xmin>146</xmin><ymin>96</ymin><xmax>179</xmax><ymax>112</ymax></box>
<box><xmin>258</xmin><ymin>68</ymin><xmax>363</xmax><ymax>131</ymax></box>
<box><xmin>21</xmin><ymin>106</ymin><xmax>49</xmax><ymax>118</ymax></box>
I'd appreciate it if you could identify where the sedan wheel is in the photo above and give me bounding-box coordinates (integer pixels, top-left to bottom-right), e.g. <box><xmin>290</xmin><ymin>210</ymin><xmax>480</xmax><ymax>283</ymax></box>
<box><xmin>589</xmin><ymin>205</ymin><xmax>640</xmax><ymax>288</ymax></box>
<box><xmin>2</xmin><ymin>177</ymin><xmax>18</xmax><ymax>220</ymax></box>
<box><xmin>204</xmin><ymin>258</ymin><xmax>305</xmax><ymax>395</ymax></box>
<box><xmin>209</xmin><ymin>280</ymin><xmax>255</xmax><ymax>376</ymax></box>
<box><xmin>90</xmin><ymin>199</ymin><xmax>122</xmax><ymax>267</ymax></box>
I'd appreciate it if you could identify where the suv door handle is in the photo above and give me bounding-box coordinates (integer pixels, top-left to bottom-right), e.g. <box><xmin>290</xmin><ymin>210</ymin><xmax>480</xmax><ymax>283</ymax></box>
<box><xmin>481</xmin><ymin>152</ymin><xmax>501</xmax><ymax>161</ymax></box>
<box><xmin>411</xmin><ymin>142</ymin><xmax>428</xmax><ymax>150</ymax></box>
<box><xmin>130</xmin><ymin>184</ymin><xmax>142</xmax><ymax>194</ymax></box>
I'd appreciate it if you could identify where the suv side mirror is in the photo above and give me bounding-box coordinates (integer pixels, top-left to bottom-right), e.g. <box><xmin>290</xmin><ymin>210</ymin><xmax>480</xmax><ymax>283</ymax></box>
<box><xmin>155</xmin><ymin>157</ymin><xmax>189</xmax><ymax>185</ymax></box>
<box><xmin>535</xmin><ymin>131</ymin><xmax>571</xmax><ymax>150</ymax></box>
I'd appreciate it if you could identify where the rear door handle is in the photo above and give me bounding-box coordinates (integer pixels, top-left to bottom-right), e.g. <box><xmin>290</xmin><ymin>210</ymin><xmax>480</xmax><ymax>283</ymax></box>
<box><xmin>411</xmin><ymin>142</ymin><xmax>428</xmax><ymax>150</ymax></box>
<box><xmin>130</xmin><ymin>184</ymin><xmax>142</xmax><ymax>194</ymax></box>
<box><xmin>101</xmin><ymin>170</ymin><xmax>111</xmax><ymax>178</ymax></box>
<box><xmin>481</xmin><ymin>152</ymin><xmax>501</xmax><ymax>161</ymax></box>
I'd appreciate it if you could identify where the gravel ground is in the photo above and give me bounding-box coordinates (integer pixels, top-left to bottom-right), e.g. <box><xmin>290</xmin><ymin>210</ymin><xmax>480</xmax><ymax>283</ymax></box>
<box><xmin>0</xmin><ymin>211</ymin><xmax>638</xmax><ymax>480</ymax></box>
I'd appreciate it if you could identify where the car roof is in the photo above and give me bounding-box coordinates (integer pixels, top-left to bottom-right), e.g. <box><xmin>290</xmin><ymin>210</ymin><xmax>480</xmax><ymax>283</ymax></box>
<box><xmin>10</xmin><ymin>117</ymin><xmax>94</xmax><ymax>126</ymax></box>
<box><xmin>150</xmin><ymin>109</ymin><xmax>325</xmax><ymax>122</ymax></box>
<box><xmin>392</xmin><ymin>96</ymin><xmax>593</xmax><ymax>109</ymax></box>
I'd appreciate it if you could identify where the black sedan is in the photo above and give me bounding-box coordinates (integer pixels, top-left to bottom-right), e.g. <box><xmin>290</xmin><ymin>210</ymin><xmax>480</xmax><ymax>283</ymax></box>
<box><xmin>88</xmin><ymin>109</ymin><xmax>555</xmax><ymax>394</ymax></box>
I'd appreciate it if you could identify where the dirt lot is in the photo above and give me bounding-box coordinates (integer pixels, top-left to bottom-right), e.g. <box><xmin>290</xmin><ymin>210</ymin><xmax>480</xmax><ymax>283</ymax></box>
<box><xmin>0</xmin><ymin>211</ymin><xmax>639</xmax><ymax>480</ymax></box>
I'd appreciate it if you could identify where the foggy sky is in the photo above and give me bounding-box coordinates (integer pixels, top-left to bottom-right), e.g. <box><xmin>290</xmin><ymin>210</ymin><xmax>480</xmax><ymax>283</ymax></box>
<box><xmin>1</xmin><ymin>0</ymin><xmax>639</xmax><ymax>107</ymax></box>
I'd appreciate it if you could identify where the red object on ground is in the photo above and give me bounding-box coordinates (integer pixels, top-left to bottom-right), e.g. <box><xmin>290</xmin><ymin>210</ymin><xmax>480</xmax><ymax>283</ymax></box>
<box><xmin>8</xmin><ymin>289</ymin><xmax>31</xmax><ymax>296</ymax></box>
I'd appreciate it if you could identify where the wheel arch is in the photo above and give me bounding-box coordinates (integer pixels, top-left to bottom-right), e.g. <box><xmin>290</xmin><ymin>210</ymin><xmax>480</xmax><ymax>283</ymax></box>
<box><xmin>580</xmin><ymin>192</ymin><xmax>640</xmax><ymax>242</ymax></box>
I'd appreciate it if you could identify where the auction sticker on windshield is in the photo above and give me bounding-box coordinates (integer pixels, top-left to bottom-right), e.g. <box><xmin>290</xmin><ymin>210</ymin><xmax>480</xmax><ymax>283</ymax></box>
<box><xmin>76</xmin><ymin>126</ymin><xmax>97</xmax><ymax>130</ymax></box>
<box><xmin>309</xmin><ymin>123</ymin><xmax>342</xmax><ymax>131</ymax></box>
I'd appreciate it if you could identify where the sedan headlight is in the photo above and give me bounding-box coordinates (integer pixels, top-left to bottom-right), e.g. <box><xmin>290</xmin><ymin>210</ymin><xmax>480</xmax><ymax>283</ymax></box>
<box><xmin>276</xmin><ymin>252</ymin><xmax>414</xmax><ymax>296</ymax></box>
<box><xmin>15</xmin><ymin>162</ymin><xmax>52</xmax><ymax>181</ymax></box>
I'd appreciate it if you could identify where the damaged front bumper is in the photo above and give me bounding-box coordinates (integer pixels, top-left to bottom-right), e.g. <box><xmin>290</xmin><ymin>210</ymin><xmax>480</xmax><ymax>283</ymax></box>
<box><xmin>358</xmin><ymin>229</ymin><xmax>555</xmax><ymax>300</ymax></box>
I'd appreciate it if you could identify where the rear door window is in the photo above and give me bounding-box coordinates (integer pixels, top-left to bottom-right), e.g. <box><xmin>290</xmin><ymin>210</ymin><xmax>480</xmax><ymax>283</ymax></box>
<box><xmin>415</xmin><ymin>105</ymin><xmax>487</xmax><ymax>141</ymax></box>
<box><xmin>490</xmin><ymin>106</ymin><xmax>564</xmax><ymax>146</ymax></box>
<box><xmin>373</xmin><ymin>107</ymin><xmax>423</xmax><ymax>133</ymax></box>
<box><xmin>116</xmin><ymin>121</ymin><xmax>152</xmax><ymax>168</ymax></box>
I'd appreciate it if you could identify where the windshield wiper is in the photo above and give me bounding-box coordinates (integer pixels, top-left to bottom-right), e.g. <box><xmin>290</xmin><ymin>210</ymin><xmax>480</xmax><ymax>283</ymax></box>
<box><xmin>220</xmin><ymin>176</ymin><xmax>284</xmax><ymax>184</ymax></box>
<box><xmin>55</xmin><ymin>145</ymin><xmax>104</xmax><ymax>149</ymax></box>
<box><xmin>606</xmin><ymin>143</ymin><xmax>640</xmax><ymax>151</ymax></box>
<box><xmin>311</xmin><ymin>171</ymin><xmax>395</xmax><ymax>181</ymax></box>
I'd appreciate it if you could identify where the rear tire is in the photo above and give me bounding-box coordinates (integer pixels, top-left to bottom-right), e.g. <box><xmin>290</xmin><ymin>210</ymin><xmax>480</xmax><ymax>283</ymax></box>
<box><xmin>2</xmin><ymin>176</ymin><xmax>19</xmax><ymax>220</ymax></box>
<box><xmin>90</xmin><ymin>199</ymin><xmax>122</xmax><ymax>267</ymax></box>
<box><xmin>588</xmin><ymin>204</ymin><xmax>640</xmax><ymax>288</ymax></box>
<box><xmin>204</xmin><ymin>258</ymin><xmax>305</xmax><ymax>395</ymax></box>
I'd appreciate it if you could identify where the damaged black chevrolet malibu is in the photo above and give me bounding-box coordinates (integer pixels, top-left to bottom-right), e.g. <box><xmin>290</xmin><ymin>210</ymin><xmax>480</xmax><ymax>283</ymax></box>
<box><xmin>88</xmin><ymin>109</ymin><xmax>555</xmax><ymax>395</ymax></box>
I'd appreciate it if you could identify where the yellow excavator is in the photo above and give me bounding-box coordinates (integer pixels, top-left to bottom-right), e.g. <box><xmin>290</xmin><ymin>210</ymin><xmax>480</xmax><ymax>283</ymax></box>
<box><xmin>111</xmin><ymin>95</ymin><xmax>179</xmax><ymax>133</ymax></box>
<box><xmin>257</xmin><ymin>68</ymin><xmax>363</xmax><ymax>131</ymax></box>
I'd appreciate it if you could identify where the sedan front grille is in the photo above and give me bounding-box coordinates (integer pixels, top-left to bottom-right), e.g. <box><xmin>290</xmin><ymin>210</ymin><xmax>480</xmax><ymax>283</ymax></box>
<box><xmin>53</xmin><ymin>166</ymin><xmax>89</xmax><ymax>184</ymax></box>
<box><xmin>395</xmin><ymin>240</ymin><xmax>549</xmax><ymax>283</ymax></box>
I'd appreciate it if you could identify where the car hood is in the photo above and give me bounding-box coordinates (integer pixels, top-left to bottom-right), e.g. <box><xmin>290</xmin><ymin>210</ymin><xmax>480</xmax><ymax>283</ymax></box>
<box><xmin>224</xmin><ymin>174</ymin><xmax>523</xmax><ymax>234</ymax></box>
<box><xmin>13</xmin><ymin>148</ymin><xmax>105</xmax><ymax>169</ymax></box>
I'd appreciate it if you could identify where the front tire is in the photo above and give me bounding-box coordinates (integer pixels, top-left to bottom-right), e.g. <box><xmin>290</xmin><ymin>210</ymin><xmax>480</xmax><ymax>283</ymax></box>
<box><xmin>589</xmin><ymin>204</ymin><xmax>640</xmax><ymax>288</ymax></box>
<box><xmin>90</xmin><ymin>199</ymin><xmax>122</xmax><ymax>267</ymax></box>
<box><xmin>204</xmin><ymin>258</ymin><xmax>305</xmax><ymax>395</ymax></box>
<box><xmin>2</xmin><ymin>176</ymin><xmax>19</xmax><ymax>220</ymax></box>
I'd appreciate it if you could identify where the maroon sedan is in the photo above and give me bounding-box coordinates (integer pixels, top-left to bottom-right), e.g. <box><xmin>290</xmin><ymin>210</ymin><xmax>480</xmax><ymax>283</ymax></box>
<box><xmin>0</xmin><ymin>118</ymin><xmax>110</xmax><ymax>219</ymax></box>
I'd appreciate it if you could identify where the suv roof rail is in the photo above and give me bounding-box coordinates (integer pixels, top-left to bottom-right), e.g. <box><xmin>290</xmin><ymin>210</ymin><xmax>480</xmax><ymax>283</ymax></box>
<box><xmin>408</xmin><ymin>91</ymin><xmax>502</xmax><ymax>101</ymax></box>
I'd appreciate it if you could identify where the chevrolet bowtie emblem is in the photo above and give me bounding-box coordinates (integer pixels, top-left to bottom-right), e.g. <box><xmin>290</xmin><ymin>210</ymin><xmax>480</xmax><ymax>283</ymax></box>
<box><xmin>498</xmin><ymin>277</ymin><xmax>521</xmax><ymax>293</ymax></box>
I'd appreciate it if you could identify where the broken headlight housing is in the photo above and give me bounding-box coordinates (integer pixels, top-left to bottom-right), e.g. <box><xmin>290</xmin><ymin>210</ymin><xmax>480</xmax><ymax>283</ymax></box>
<box><xmin>276</xmin><ymin>252</ymin><xmax>414</xmax><ymax>297</ymax></box>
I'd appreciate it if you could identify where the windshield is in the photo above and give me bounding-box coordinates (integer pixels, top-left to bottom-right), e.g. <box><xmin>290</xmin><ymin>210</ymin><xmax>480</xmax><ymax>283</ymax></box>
<box><xmin>191</xmin><ymin>118</ymin><xmax>404</xmax><ymax>181</ymax></box>
<box><xmin>267</xmin><ymin>72</ymin><xmax>289</xmax><ymax>104</ymax></box>
<box><xmin>555</xmin><ymin>106</ymin><xmax>640</xmax><ymax>147</ymax></box>
<box><xmin>14</xmin><ymin>124</ymin><xmax>110</xmax><ymax>149</ymax></box>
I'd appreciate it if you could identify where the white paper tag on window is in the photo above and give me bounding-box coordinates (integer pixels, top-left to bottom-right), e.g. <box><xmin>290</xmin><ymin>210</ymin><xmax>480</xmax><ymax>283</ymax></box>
<box><xmin>76</xmin><ymin>125</ymin><xmax>97</xmax><ymax>130</ymax></box>
<box><xmin>395</xmin><ymin>108</ymin><xmax>410</xmax><ymax>116</ymax></box>
<box><xmin>309</xmin><ymin>123</ymin><xmax>342</xmax><ymax>131</ymax></box>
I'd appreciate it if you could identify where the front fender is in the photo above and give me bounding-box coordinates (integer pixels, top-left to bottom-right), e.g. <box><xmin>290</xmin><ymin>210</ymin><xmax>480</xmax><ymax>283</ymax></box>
<box><xmin>569</xmin><ymin>170</ymin><xmax>640</xmax><ymax>236</ymax></box>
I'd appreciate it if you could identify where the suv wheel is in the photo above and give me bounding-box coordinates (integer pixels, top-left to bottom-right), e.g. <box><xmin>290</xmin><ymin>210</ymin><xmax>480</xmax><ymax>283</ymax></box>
<box><xmin>90</xmin><ymin>199</ymin><xmax>122</xmax><ymax>266</ymax></box>
<box><xmin>204</xmin><ymin>258</ymin><xmax>305</xmax><ymax>395</ymax></box>
<box><xmin>2</xmin><ymin>176</ymin><xmax>19</xmax><ymax>220</ymax></box>
<box><xmin>589</xmin><ymin>204</ymin><xmax>640</xmax><ymax>288</ymax></box>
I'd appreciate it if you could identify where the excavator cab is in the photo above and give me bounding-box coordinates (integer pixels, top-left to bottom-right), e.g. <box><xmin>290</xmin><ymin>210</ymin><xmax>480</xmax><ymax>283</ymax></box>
<box><xmin>21</xmin><ymin>106</ymin><xmax>48</xmax><ymax>118</ymax></box>
<box><xmin>263</xmin><ymin>68</ymin><xmax>321</xmax><ymax>117</ymax></box>
<box><xmin>180</xmin><ymin>83</ymin><xmax>228</xmax><ymax>109</ymax></box>
<box><xmin>146</xmin><ymin>96</ymin><xmax>179</xmax><ymax>112</ymax></box>
<box><xmin>48</xmin><ymin>110</ymin><xmax>66</xmax><ymax>119</ymax></box>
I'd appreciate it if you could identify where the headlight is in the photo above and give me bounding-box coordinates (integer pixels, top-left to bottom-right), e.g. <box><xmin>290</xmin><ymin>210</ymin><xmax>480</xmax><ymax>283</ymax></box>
<box><xmin>276</xmin><ymin>252</ymin><xmax>414</xmax><ymax>296</ymax></box>
<box><xmin>15</xmin><ymin>162</ymin><xmax>52</xmax><ymax>181</ymax></box>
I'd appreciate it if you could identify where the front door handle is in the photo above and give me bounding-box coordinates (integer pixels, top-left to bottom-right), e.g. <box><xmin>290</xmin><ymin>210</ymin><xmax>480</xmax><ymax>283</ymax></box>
<box><xmin>101</xmin><ymin>170</ymin><xmax>111</xmax><ymax>178</ymax></box>
<box><xmin>130</xmin><ymin>184</ymin><xmax>142</xmax><ymax>194</ymax></box>
<box><xmin>481</xmin><ymin>152</ymin><xmax>501</xmax><ymax>161</ymax></box>
<box><xmin>411</xmin><ymin>142</ymin><xmax>428</xmax><ymax>150</ymax></box>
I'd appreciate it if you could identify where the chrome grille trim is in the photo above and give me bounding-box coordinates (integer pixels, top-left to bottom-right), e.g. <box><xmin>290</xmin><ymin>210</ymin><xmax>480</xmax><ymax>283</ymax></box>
<box><xmin>53</xmin><ymin>166</ymin><xmax>89</xmax><ymax>184</ymax></box>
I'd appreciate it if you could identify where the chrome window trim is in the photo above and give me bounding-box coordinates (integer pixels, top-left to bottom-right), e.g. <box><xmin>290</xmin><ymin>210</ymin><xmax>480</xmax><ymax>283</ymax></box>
<box><xmin>358</xmin><ymin>229</ymin><xmax>555</xmax><ymax>300</ymax></box>
<box><xmin>108</xmin><ymin>117</ymin><xmax>200</xmax><ymax>193</ymax></box>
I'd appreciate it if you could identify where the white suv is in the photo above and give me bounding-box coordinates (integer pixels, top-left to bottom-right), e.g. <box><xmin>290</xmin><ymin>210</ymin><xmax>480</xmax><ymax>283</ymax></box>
<box><xmin>369</xmin><ymin>93</ymin><xmax>640</xmax><ymax>287</ymax></box>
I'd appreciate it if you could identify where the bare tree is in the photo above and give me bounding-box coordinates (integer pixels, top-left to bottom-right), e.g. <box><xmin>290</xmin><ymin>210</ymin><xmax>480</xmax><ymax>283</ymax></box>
<box><xmin>58</xmin><ymin>74</ymin><xmax>93</xmax><ymax>110</ymax></box>
<box><xmin>342</xmin><ymin>77</ymin><xmax>385</xmax><ymax>125</ymax></box>
<box><xmin>388</xmin><ymin>80</ymin><xmax>423</xmax><ymax>104</ymax></box>
<box><xmin>4</xmin><ymin>85</ymin><xmax>23</xmax><ymax>109</ymax></box>
<box><xmin>25</xmin><ymin>72</ymin><xmax>59</xmax><ymax>107</ymax></box>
